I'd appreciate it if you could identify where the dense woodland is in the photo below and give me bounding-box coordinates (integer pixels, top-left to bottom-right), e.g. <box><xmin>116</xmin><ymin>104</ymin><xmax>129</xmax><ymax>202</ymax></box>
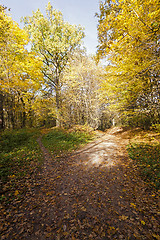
<box><xmin>0</xmin><ymin>0</ymin><xmax>160</xmax><ymax>131</ymax></box>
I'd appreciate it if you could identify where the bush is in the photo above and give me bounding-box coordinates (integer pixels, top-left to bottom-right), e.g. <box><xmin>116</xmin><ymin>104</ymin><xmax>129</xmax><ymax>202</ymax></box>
<box><xmin>121</xmin><ymin>113</ymin><xmax>152</xmax><ymax>130</ymax></box>
<box><xmin>151</xmin><ymin>124</ymin><xmax>160</xmax><ymax>133</ymax></box>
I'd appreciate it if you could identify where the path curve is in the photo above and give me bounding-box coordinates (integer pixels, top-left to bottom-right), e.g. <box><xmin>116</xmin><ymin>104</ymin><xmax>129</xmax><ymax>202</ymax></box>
<box><xmin>1</xmin><ymin>130</ymin><xmax>159</xmax><ymax>240</ymax></box>
<box><xmin>34</xmin><ymin>130</ymin><xmax>159</xmax><ymax>240</ymax></box>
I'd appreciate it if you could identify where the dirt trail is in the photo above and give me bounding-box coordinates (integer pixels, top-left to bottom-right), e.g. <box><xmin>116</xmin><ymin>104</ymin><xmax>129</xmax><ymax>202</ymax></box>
<box><xmin>1</xmin><ymin>128</ymin><xmax>160</xmax><ymax>239</ymax></box>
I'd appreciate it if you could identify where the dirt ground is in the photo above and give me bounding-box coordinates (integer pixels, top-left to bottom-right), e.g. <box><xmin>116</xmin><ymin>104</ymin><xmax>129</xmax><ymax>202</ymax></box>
<box><xmin>1</xmin><ymin>128</ymin><xmax>160</xmax><ymax>239</ymax></box>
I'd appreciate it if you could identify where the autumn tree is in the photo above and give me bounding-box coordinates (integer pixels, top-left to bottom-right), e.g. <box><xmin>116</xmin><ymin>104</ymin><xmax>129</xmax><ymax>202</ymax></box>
<box><xmin>32</xmin><ymin>95</ymin><xmax>56</xmax><ymax>127</ymax></box>
<box><xmin>61</xmin><ymin>51</ymin><xmax>105</xmax><ymax>129</ymax></box>
<box><xmin>0</xmin><ymin>6</ymin><xmax>43</xmax><ymax>129</ymax></box>
<box><xmin>97</xmin><ymin>0</ymin><xmax>160</xmax><ymax>128</ymax></box>
<box><xmin>0</xmin><ymin>5</ymin><xmax>10</xmax><ymax>129</ymax></box>
<box><xmin>23</xmin><ymin>2</ymin><xmax>85</xmax><ymax>126</ymax></box>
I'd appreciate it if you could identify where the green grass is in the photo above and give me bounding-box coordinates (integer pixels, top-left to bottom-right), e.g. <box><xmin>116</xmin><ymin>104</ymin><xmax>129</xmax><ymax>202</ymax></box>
<box><xmin>0</xmin><ymin>129</ymin><xmax>36</xmax><ymax>153</ymax></box>
<box><xmin>127</xmin><ymin>143</ymin><xmax>160</xmax><ymax>189</ymax></box>
<box><xmin>42</xmin><ymin>127</ymin><xmax>94</xmax><ymax>157</ymax></box>
<box><xmin>0</xmin><ymin>128</ymin><xmax>43</xmax><ymax>203</ymax></box>
<box><xmin>0</xmin><ymin>126</ymin><xmax>94</xmax><ymax>203</ymax></box>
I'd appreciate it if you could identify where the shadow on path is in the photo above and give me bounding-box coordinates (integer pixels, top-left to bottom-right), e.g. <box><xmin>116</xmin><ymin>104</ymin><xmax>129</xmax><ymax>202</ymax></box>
<box><xmin>1</xmin><ymin>129</ymin><xmax>160</xmax><ymax>240</ymax></box>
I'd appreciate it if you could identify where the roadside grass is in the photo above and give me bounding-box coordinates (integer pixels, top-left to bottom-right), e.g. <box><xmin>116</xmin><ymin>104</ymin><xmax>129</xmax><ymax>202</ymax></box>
<box><xmin>127</xmin><ymin>129</ymin><xmax>160</xmax><ymax>190</ymax></box>
<box><xmin>42</xmin><ymin>126</ymin><xmax>94</xmax><ymax>157</ymax></box>
<box><xmin>0</xmin><ymin>126</ymin><xmax>94</xmax><ymax>204</ymax></box>
<box><xmin>0</xmin><ymin>128</ymin><xmax>43</xmax><ymax>204</ymax></box>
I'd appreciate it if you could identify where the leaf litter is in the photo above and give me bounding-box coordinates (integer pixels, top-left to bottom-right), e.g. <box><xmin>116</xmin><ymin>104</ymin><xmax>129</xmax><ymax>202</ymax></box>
<box><xmin>1</xmin><ymin>128</ymin><xmax>160</xmax><ymax>239</ymax></box>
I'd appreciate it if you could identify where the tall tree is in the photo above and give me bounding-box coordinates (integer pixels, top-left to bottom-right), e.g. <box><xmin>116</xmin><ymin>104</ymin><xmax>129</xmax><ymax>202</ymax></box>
<box><xmin>62</xmin><ymin>52</ymin><xmax>104</xmax><ymax>129</ymax></box>
<box><xmin>0</xmin><ymin>5</ymin><xmax>10</xmax><ymax>129</ymax></box>
<box><xmin>0</xmin><ymin>6</ymin><xmax>43</xmax><ymax>129</ymax></box>
<box><xmin>23</xmin><ymin>2</ymin><xmax>85</xmax><ymax>126</ymax></box>
<box><xmin>97</xmin><ymin>0</ymin><xmax>160</xmax><ymax>128</ymax></box>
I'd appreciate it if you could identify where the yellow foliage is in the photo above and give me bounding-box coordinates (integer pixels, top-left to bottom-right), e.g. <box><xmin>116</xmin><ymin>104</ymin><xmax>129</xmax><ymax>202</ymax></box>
<box><xmin>97</xmin><ymin>0</ymin><xmax>160</xmax><ymax>122</ymax></box>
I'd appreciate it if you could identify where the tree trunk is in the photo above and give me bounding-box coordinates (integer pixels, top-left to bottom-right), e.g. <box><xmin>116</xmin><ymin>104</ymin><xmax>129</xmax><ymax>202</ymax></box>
<box><xmin>20</xmin><ymin>97</ymin><xmax>26</xmax><ymax>128</ymax></box>
<box><xmin>0</xmin><ymin>92</ymin><xmax>4</xmax><ymax>130</ymax></box>
<box><xmin>28</xmin><ymin>98</ymin><xmax>33</xmax><ymax>127</ymax></box>
<box><xmin>55</xmin><ymin>77</ymin><xmax>62</xmax><ymax>127</ymax></box>
<box><xmin>6</xmin><ymin>96</ymin><xmax>16</xmax><ymax>129</ymax></box>
<box><xmin>10</xmin><ymin>109</ymin><xmax>15</xmax><ymax>129</ymax></box>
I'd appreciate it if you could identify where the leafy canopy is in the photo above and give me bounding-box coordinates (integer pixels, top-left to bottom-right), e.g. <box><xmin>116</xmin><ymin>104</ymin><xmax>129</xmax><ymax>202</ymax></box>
<box><xmin>23</xmin><ymin>2</ymin><xmax>85</xmax><ymax>88</ymax></box>
<box><xmin>97</xmin><ymin>0</ymin><xmax>160</xmax><ymax>127</ymax></box>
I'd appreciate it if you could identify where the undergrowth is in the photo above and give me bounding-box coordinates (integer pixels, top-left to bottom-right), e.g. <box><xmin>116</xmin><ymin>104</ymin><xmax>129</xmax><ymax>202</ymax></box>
<box><xmin>42</xmin><ymin>127</ymin><xmax>94</xmax><ymax>157</ymax></box>
<box><xmin>127</xmin><ymin>143</ymin><xmax>160</xmax><ymax>189</ymax></box>
<box><xmin>0</xmin><ymin>129</ymin><xmax>43</xmax><ymax>204</ymax></box>
<box><xmin>0</xmin><ymin>126</ymin><xmax>94</xmax><ymax>204</ymax></box>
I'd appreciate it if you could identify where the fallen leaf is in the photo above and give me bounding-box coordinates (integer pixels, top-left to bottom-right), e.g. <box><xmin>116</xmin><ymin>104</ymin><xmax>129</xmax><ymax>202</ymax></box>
<box><xmin>14</xmin><ymin>190</ymin><xmax>19</xmax><ymax>196</ymax></box>
<box><xmin>141</xmin><ymin>220</ymin><xmax>145</xmax><ymax>225</ymax></box>
<box><xmin>119</xmin><ymin>215</ymin><xmax>128</xmax><ymax>221</ymax></box>
<box><xmin>152</xmin><ymin>234</ymin><xmax>160</xmax><ymax>240</ymax></box>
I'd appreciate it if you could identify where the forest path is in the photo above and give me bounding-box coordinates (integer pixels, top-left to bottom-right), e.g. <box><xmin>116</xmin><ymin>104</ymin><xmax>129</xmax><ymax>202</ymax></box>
<box><xmin>34</xmin><ymin>128</ymin><xmax>159</xmax><ymax>239</ymax></box>
<box><xmin>2</xmin><ymin>128</ymin><xmax>159</xmax><ymax>239</ymax></box>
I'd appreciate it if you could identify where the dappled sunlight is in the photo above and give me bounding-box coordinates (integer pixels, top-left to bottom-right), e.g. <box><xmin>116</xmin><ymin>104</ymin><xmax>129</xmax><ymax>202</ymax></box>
<box><xmin>84</xmin><ymin>151</ymin><xmax>117</xmax><ymax>168</ymax></box>
<box><xmin>77</xmin><ymin>138</ymin><xmax>120</xmax><ymax>169</ymax></box>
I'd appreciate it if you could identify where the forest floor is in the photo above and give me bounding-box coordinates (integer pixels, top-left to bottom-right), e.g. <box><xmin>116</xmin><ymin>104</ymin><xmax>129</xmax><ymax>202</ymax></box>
<box><xmin>1</xmin><ymin>127</ymin><xmax>160</xmax><ymax>239</ymax></box>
